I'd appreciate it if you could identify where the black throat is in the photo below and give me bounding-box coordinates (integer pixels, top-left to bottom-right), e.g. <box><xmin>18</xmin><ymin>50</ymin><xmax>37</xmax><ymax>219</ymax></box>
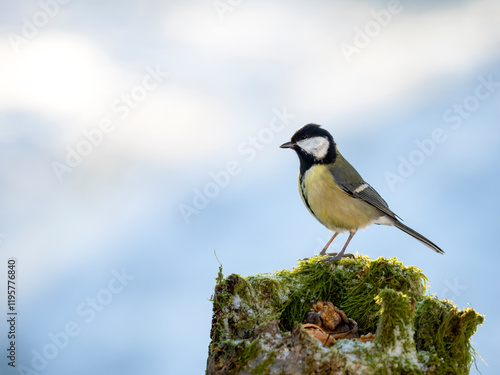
<box><xmin>296</xmin><ymin>142</ymin><xmax>337</xmax><ymax>176</ymax></box>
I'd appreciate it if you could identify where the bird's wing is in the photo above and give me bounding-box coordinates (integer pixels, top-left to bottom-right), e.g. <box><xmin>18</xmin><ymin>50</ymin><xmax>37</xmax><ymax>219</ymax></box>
<box><xmin>328</xmin><ymin>157</ymin><xmax>400</xmax><ymax>220</ymax></box>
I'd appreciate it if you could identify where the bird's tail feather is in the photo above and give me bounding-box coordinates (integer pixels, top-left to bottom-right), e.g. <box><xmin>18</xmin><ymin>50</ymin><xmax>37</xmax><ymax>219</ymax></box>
<box><xmin>392</xmin><ymin>220</ymin><xmax>444</xmax><ymax>254</ymax></box>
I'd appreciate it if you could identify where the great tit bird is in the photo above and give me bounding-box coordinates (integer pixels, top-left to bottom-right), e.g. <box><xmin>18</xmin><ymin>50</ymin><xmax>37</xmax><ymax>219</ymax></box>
<box><xmin>280</xmin><ymin>123</ymin><xmax>444</xmax><ymax>260</ymax></box>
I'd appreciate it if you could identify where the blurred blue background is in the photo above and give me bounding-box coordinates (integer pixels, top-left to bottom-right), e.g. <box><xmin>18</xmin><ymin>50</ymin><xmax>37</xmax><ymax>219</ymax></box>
<box><xmin>0</xmin><ymin>0</ymin><xmax>499</xmax><ymax>374</ymax></box>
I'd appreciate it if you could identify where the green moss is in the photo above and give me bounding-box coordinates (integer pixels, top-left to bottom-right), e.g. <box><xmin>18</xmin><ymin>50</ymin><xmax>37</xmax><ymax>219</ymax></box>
<box><xmin>208</xmin><ymin>268</ymin><xmax>291</xmax><ymax>350</ymax></box>
<box><xmin>248</xmin><ymin>351</ymin><xmax>275</xmax><ymax>374</ymax></box>
<box><xmin>414</xmin><ymin>296</ymin><xmax>484</xmax><ymax>374</ymax></box>
<box><xmin>342</xmin><ymin>257</ymin><xmax>426</xmax><ymax>334</ymax></box>
<box><xmin>277</xmin><ymin>255</ymin><xmax>365</xmax><ymax>331</ymax></box>
<box><xmin>374</xmin><ymin>289</ymin><xmax>415</xmax><ymax>352</ymax></box>
<box><xmin>206</xmin><ymin>257</ymin><xmax>484</xmax><ymax>375</ymax></box>
<box><xmin>234</xmin><ymin>339</ymin><xmax>261</xmax><ymax>374</ymax></box>
<box><xmin>278</xmin><ymin>255</ymin><xmax>426</xmax><ymax>334</ymax></box>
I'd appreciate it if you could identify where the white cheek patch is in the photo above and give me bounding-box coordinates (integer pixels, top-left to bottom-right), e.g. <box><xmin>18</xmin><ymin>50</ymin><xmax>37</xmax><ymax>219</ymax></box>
<box><xmin>296</xmin><ymin>137</ymin><xmax>330</xmax><ymax>159</ymax></box>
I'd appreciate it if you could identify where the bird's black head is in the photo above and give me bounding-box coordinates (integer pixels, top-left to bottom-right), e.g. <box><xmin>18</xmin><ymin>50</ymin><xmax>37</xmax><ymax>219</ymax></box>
<box><xmin>280</xmin><ymin>123</ymin><xmax>337</xmax><ymax>173</ymax></box>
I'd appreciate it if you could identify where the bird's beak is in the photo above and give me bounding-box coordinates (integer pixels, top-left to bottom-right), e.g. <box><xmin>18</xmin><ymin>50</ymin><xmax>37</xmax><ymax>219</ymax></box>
<box><xmin>280</xmin><ymin>141</ymin><xmax>295</xmax><ymax>149</ymax></box>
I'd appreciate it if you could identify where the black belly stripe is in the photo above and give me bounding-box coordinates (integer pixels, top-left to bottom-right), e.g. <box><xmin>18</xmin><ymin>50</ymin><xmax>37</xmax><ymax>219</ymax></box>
<box><xmin>299</xmin><ymin>174</ymin><xmax>322</xmax><ymax>223</ymax></box>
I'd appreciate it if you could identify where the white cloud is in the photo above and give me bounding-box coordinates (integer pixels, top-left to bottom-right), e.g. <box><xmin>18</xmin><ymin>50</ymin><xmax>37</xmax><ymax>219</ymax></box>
<box><xmin>160</xmin><ymin>0</ymin><xmax>500</xmax><ymax>140</ymax></box>
<box><xmin>111</xmin><ymin>88</ymin><xmax>235</xmax><ymax>162</ymax></box>
<box><xmin>0</xmin><ymin>33</ymin><xmax>121</xmax><ymax>125</ymax></box>
<box><xmin>162</xmin><ymin>2</ymin><xmax>349</xmax><ymax>60</ymax></box>
<box><xmin>293</xmin><ymin>0</ymin><xmax>500</xmax><ymax>118</ymax></box>
<box><xmin>2</xmin><ymin>0</ymin><xmax>499</xmax><ymax>169</ymax></box>
<box><xmin>0</xmin><ymin>31</ymin><xmax>237</xmax><ymax>165</ymax></box>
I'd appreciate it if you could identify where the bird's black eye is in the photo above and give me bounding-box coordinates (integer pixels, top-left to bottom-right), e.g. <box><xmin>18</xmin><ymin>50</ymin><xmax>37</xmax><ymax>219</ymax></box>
<box><xmin>300</xmin><ymin>134</ymin><xmax>308</xmax><ymax>140</ymax></box>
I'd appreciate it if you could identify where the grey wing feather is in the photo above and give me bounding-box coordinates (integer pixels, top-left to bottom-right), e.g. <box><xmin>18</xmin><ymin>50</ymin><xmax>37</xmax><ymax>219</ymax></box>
<box><xmin>352</xmin><ymin>184</ymin><xmax>400</xmax><ymax>220</ymax></box>
<box><xmin>328</xmin><ymin>157</ymin><xmax>443</xmax><ymax>254</ymax></box>
<box><xmin>329</xmin><ymin>167</ymin><xmax>401</xmax><ymax>220</ymax></box>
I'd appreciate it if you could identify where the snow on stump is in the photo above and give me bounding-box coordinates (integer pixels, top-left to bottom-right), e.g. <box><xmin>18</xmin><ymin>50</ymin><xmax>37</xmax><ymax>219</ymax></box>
<box><xmin>206</xmin><ymin>255</ymin><xmax>483</xmax><ymax>375</ymax></box>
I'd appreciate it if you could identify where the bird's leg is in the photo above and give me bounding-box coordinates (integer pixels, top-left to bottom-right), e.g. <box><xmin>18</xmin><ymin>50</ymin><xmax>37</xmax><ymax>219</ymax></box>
<box><xmin>335</xmin><ymin>231</ymin><xmax>356</xmax><ymax>259</ymax></box>
<box><xmin>322</xmin><ymin>231</ymin><xmax>357</xmax><ymax>261</ymax></box>
<box><xmin>319</xmin><ymin>232</ymin><xmax>339</xmax><ymax>255</ymax></box>
<box><xmin>302</xmin><ymin>233</ymin><xmax>339</xmax><ymax>261</ymax></box>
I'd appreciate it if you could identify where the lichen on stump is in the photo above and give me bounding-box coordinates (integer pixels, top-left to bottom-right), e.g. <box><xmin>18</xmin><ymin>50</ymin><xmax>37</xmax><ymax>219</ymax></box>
<box><xmin>206</xmin><ymin>255</ymin><xmax>484</xmax><ymax>374</ymax></box>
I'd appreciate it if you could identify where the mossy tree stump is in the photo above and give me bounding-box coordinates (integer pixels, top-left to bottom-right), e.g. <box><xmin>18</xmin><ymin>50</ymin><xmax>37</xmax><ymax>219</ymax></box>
<box><xmin>206</xmin><ymin>256</ymin><xmax>483</xmax><ymax>375</ymax></box>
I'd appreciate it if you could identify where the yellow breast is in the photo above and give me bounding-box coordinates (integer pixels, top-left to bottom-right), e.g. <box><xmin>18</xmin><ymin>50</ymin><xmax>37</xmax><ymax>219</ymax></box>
<box><xmin>299</xmin><ymin>165</ymin><xmax>381</xmax><ymax>232</ymax></box>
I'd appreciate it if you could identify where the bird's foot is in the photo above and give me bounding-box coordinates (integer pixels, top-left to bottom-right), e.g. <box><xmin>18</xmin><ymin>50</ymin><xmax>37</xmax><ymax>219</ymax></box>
<box><xmin>319</xmin><ymin>252</ymin><xmax>355</xmax><ymax>262</ymax></box>
<box><xmin>302</xmin><ymin>252</ymin><xmax>355</xmax><ymax>262</ymax></box>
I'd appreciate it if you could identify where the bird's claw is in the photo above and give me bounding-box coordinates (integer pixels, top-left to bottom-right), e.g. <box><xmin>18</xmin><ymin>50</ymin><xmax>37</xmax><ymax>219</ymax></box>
<box><xmin>319</xmin><ymin>252</ymin><xmax>355</xmax><ymax>262</ymax></box>
<box><xmin>302</xmin><ymin>252</ymin><xmax>355</xmax><ymax>262</ymax></box>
